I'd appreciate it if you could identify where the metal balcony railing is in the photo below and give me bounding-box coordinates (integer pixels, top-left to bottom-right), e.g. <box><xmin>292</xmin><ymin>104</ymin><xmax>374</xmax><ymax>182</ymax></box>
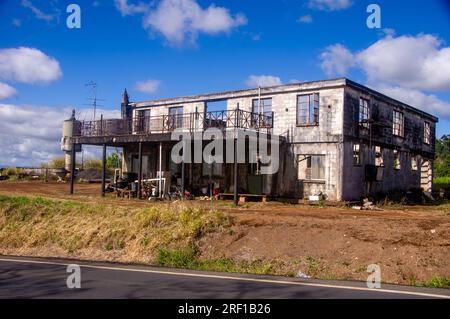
<box><xmin>76</xmin><ymin>109</ymin><xmax>273</xmax><ymax>137</ymax></box>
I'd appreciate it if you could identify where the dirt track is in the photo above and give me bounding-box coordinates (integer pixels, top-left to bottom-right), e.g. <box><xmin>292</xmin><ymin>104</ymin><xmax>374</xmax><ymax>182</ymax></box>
<box><xmin>1</xmin><ymin>181</ymin><xmax>449</xmax><ymax>285</ymax></box>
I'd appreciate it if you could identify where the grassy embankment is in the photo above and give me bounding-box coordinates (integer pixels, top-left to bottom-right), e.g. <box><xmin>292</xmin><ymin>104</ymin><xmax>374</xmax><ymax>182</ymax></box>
<box><xmin>0</xmin><ymin>194</ymin><xmax>286</xmax><ymax>276</ymax></box>
<box><xmin>0</xmin><ymin>194</ymin><xmax>449</xmax><ymax>288</ymax></box>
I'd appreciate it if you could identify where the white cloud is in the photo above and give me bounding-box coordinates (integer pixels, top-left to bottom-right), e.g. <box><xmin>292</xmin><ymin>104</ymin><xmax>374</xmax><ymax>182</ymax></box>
<box><xmin>319</xmin><ymin>33</ymin><xmax>450</xmax><ymax>119</ymax></box>
<box><xmin>0</xmin><ymin>83</ymin><xmax>17</xmax><ymax>100</ymax></box>
<box><xmin>372</xmin><ymin>85</ymin><xmax>450</xmax><ymax>119</ymax></box>
<box><xmin>245</xmin><ymin>75</ymin><xmax>283</xmax><ymax>88</ymax></box>
<box><xmin>21</xmin><ymin>0</ymin><xmax>59</xmax><ymax>22</ymax></box>
<box><xmin>308</xmin><ymin>0</ymin><xmax>352</xmax><ymax>11</ymax></box>
<box><xmin>298</xmin><ymin>14</ymin><xmax>313</xmax><ymax>24</ymax></box>
<box><xmin>0</xmin><ymin>104</ymin><xmax>120</xmax><ymax>167</ymax></box>
<box><xmin>135</xmin><ymin>79</ymin><xmax>161</xmax><ymax>94</ymax></box>
<box><xmin>137</xmin><ymin>0</ymin><xmax>247</xmax><ymax>45</ymax></box>
<box><xmin>114</xmin><ymin>0</ymin><xmax>148</xmax><ymax>16</ymax></box>
<box><xmin>357</xmin><ymin>34</ymin><xmax>450</xmax><ymax>91</ymax></box>
<box><xmin>0</xmin><ymin>47</ymin><xmax>62</xmax><ymax>84</ymax></box>
<box><xmin>320</xmin><ymin>44</ymin><xmax>355</xmax><ymax>77</ymax></box>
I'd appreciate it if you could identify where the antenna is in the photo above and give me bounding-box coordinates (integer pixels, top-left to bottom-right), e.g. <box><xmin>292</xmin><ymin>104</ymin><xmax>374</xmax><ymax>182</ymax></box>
<box><xmin>85</xmin><ymin>81</ymin><xmax>105</xmax><ymax>120</ymax></box>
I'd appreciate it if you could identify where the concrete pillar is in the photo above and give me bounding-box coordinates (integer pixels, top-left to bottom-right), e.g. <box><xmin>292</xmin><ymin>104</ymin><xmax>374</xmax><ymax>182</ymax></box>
<box><xmin>70</xmin><ymin>144</ymin><xmax>76</xmax><ymax>195</ymax></box>
<box><xmin>101</xmin><ymin>144</ymin><xmax>106</xmax><ymax>197</ymax></box>
<box><xmin>233</xmin><ymin>138</ymin><xmax>238</xmax><ymax>206</ymax></box>
<box><xmin>159</xmin><ymin>142</ymin><xmax>163</xmax><ymax>198</ymax></box>
<box><xmin>137</xmin><ymin>142</ymin><xmax>143</xmax><ymax>199</ymax></box>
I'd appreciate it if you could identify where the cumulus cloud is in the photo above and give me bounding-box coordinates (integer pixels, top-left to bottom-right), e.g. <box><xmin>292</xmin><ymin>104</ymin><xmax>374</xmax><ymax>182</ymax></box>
<box><xmin>0</xmin><ymin>104</ymin><xmax>120</xmax><ymax>167</ymax></box>
<box><xmin>308</xmin><ymin>0</ymin><xmax>352</xmax><ymax>11</ymax></box>
<box><xmin>114</xmin><ymin>0</ymin><xmax>148</xmax><ymax>16</ymax></box>
<box><xmin>298</xmin><ymin>14</ymin><xmax>313</xmax><ymax>24</ymax></box>
<box><xmin>0</xmin><ymin>83</ymin><xmax>17</xmax><ymax>100</ymax></box>
<box><xmin>0</xmin><ymin>47</ymin><xmax>62</xmax><ymax>84</ymax></box>
<box><xmin>320</xmin><ymin>44</ymin><xmax>355</xmax><ymax>77</ymax></box>
<box><xmin>372</xmin><ymin>85</ymin><xmax>450</xmax><ymax>119</ymax></box>
<box><xmin>245</xmin><ymin>75</ymin><xmax>283</xmax><ymax>88</ymax></box>
<box><xmin>115</xmin><ymin>0</ymin><xmax>247</xmax><ymax>46</ymax></box>
<box><xmin>357</xmin><ymin>34</ymin><xmax>450</xmax><ymax>91</ymax></box>
<box><xmin>320</xmin><ymin>34</ymin><xmax>450</xmax><ymax>91</ymax></box>
<box><xmin>135</xmin><ymin>79</ymin><xmax>161</xmax><ymax>94</ymax></box>
<box><xmin>319</xmin><ymin>33</ymin><xmax>450</xmax><ymax>119</ymax></box>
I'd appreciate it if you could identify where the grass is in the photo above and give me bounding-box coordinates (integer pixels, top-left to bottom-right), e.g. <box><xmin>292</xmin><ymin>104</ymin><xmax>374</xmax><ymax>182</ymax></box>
<box><xmin>0</xmin><ymin>194</ymin><xmax>232</xmax><ymax>262</ymax></box>
<box><xmin>155</xmin><ymin>246</ymin><xmax>290</xmax><ymax>275</ymax></box>
<box><xmin>422</xmin><ymin>276</ymin><xmax>450</xmax><ymax>289</ymax></box>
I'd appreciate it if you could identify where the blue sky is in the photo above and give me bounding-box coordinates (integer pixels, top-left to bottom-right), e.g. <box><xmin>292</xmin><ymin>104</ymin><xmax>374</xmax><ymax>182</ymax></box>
<box><xmin>0</xmin><ymin>0</ymin><xmax>449</xmax><ymax>166</ymax></box>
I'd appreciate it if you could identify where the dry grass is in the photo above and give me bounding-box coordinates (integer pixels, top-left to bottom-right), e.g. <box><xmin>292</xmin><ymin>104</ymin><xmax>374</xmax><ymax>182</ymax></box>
<box><xmin>0</xmin><ymin>194</ymin><xmax>231</xmax><ymax>264</ymax></box>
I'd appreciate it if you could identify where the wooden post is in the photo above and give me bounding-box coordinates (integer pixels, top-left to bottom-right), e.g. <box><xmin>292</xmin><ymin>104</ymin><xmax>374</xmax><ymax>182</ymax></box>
<box><xmin>70</xmin><ymin>144</ymin><xmax>76</xmax><ymax>195</ymax></box>
<box><xmin>137</xmin><ymin>142</ymin><xmax>143</xmax><ymax>199</ymax></box>
<box><xmin>101</xmin><ymin>143</ymin><xmax>106</xmax><ymax>197</ymax></box>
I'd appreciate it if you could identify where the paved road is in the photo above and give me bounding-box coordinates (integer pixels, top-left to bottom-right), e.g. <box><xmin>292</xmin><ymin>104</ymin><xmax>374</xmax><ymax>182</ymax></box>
<box><xmin>0</xmin><ymin>256</ymin><xmax>449</xmax><ymax>299</ymax></box>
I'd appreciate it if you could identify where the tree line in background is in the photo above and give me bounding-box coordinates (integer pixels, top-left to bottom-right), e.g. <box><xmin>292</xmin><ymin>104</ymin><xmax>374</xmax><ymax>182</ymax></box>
<box><xmin>434</xmin><ymin>135</ymin><xmax>450</xmax><ymax>191</ymax></box>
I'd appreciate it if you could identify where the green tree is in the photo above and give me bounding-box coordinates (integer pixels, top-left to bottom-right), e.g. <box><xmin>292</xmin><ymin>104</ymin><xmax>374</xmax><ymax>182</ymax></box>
<box><xmin>435</xmin><ymin>135</ymin><xmax>450</xmax><ymax>177</ymax></box>
<box><xmin>106</xmin><ymin>153</ymin><xmax>120</xmax><ymax>169</ymax></box>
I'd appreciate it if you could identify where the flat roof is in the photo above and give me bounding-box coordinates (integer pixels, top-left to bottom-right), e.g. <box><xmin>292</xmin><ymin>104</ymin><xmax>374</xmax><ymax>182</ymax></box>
<box><xmin>130</xmin><ymin>78</ymin><xmax>438</xmax><ymax>122</ymax></box>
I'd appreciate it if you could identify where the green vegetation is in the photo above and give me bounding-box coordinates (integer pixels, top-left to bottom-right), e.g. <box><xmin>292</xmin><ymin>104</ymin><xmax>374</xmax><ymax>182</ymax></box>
<box><xmin>422</xmin><ymin>276</ymin><xmax>450</xmax><ymax>289</ymax></box>
<box><xmin>106</xmin><ymin>152</ymin><xmax>120</xmax><ymax>169</ymax></box>
<box><xmin>435</xmin><ymin>135</ymin><xmax>450</xmax><ymax>178</ymax></box>
<box><xmin>0</xmin><ymin>194</ymin><xmax>231</xmax><ymax>260</ymax></box>
<box><xmin>155</xmin><ymin>246</ymin><xmax>288</xmax><ymax>275</ymax></box>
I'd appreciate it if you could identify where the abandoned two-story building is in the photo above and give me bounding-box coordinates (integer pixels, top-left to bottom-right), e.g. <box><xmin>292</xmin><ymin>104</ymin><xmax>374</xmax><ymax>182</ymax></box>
<box><xmin>61</xmin><ymin>78</ymin><xmax>437</xmax><ymax>201</ymax></box>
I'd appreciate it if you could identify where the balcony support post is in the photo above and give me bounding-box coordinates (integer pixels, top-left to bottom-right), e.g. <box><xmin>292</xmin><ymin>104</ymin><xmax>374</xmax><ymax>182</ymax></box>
<box><xmin>70</xmin><ymin>143</ymin><xmax>76</xmax><ymax>195</ymax></box>
<box><xmin>137</xmin><ymin>142</ymin><xmax>143</xmax><ymax>199</ymax></box>
<box><xmin>101</xmin><ymin>143</ymin><xmax>107</xmax><ymax>197</ymax></box>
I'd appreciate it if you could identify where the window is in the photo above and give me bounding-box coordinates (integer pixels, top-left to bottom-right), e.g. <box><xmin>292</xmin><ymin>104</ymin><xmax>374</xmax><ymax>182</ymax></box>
<box><xmin>298</xmin><ymin>155</ymin><xmax>325</xmax><ymax>180</ymax></box>
<box><xmin>375</xmin><ymin>146</ymin><xmax>383</xmax><ymax>166</ymax></box>
<box><xmin>252</xmin><ymin>98</ymin><xmax>272</xmax><ymax>127</ymax></box>
<box><xmin>393</xmin><ymin>110</ymin><xmax>404</xmax><ymax>137</ymax></box>
<box><xmin>353</xmin><ymin>144</ymin><xmax>361</xmax><ymax>166</ymax></box>
<box><xmin>359</xmin><ymin>98</ymin><xmax>370</xmax><ymax>129</ymax></box>
<box><xmin>393</xmin><ymin>150</ymin><xmax>401</xmax><ymax>170</ymax></box>
<box><xmin>136</xmin><ymin>109</ymin><xmax>150</xmax><ymax>133</ymax></box>
<box><xmin>169</xmin><ymin>106</ymin><xmax>183</xmax><ymax>129</ymax></box>
<box><xmin>411</xmin><ymin>155</ymin><xmax>419</xmax><ymax>171</ymax></box>
<box><xmin>297</xmin><ymin>93</ymin><xmax>319</xmax><ymax>126</ymax></box>
<box><xmin>424</xmin><ymin>122</ymin><xmax>431</xmax><ymax>144</ymax></box>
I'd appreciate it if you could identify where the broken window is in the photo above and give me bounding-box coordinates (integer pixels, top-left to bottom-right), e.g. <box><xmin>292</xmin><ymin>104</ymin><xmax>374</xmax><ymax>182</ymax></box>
<box><xmin>298</xmin><ymin>155</ymin><xmax>325</xmax><ymax>180</ymax></box>
<box><xmin>252</xmin><ymin>98</ymin><xmax>272</xmax><ymax>127</ymax></box>
<box><xmin>297</xmin><ymin>93</ymin><xmax>319</xmax><ymax>126</ymax></box>
<box><xmin>411</xmin><ymin>155</ymin><xmax>419</xmax><ymax>171</ymax></box>
<box><xmin>424</xmin><ymin>121</ymin><xmax>431</xmax><ymax>144</ymax></box>
<box><xmin>169</xmin><ymin>106</ymin><xmax>183</xmax><ymax>129</ymax></box>
<box><xmin>393</xmin><ymin>110</ymin><xmax>404</xmax><ymax>137</ymax></box>
<box><xmin>136</xmin><ymin>109</ymin><xmax>150</xmax><ymax>133</ymax></box>
<box><xmin>353</xmin><ymin>144</ymin><xmax>361</xmax><ymax>166</ymax></box>
<box><xmin>393</xmin><ymin>149</ymin><xmax>401</xmax><ymax>170</ymax></box>
<box><xmin>359</xmin><ymin>98</ymin><xmax>370</xmax><ymax>129</ymax></box>
<box><xmin>374</xmin><ymin>146</ymin><xmax>383</xmax><ymax>166</ymax></box>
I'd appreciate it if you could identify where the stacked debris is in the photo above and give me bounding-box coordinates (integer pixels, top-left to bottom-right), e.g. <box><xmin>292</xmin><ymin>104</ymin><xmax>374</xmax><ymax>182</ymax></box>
<box><xmin>352</xmin><ymin>198</ymin><xmax>383</xmax><ymax>211</ymax></box>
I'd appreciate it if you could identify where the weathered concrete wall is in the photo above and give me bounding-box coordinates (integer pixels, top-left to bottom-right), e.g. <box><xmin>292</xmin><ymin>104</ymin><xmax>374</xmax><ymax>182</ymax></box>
<box><xmin>342</xmin><ymin>85</ymin><xmax>437</xmax><ymax>200</ymax></box>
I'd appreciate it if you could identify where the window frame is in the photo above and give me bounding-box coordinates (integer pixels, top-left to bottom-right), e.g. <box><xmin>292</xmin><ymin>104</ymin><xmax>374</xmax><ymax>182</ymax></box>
<box><xmin>392</xmin><ymin>110</ymin><xmax>404</xmax><ymax>137</ymax></box>
<box><xmin>297</xmin><ymin>154</ymin><xmax>325</xmax><ymax>181</ymax></box>
<box><xmin>296</xmin><ymin>93</ymin><xmax>320</xmax><ymax>126</ymax></box>
<box><xmin>359</xmin><ymin>98</ymin><xmax>370</xmax><ymax>129</ymax></box>
<box><xmin>424</xmin><ymin>121</ymin><xmax>431</xmax><ymax>145</ymax></box>
<box><xmin>353</xmin><ymin>143</ymin><xmax>362</xmax><ymax>166</ymax></box>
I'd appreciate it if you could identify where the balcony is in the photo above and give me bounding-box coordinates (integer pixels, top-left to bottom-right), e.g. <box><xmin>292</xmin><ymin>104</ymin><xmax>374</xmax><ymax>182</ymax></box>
<box><xmin>75</xmin><ymin>109</ymin><xmax>273</xmax><ymax>137</ymax></box>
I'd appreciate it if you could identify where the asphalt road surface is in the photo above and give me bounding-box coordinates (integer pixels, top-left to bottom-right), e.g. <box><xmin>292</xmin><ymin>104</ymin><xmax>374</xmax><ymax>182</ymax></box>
<box><xmin>0</xmin><ymin>256</ymin><xmax>449</xmax><ymax>299</ymax></box>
